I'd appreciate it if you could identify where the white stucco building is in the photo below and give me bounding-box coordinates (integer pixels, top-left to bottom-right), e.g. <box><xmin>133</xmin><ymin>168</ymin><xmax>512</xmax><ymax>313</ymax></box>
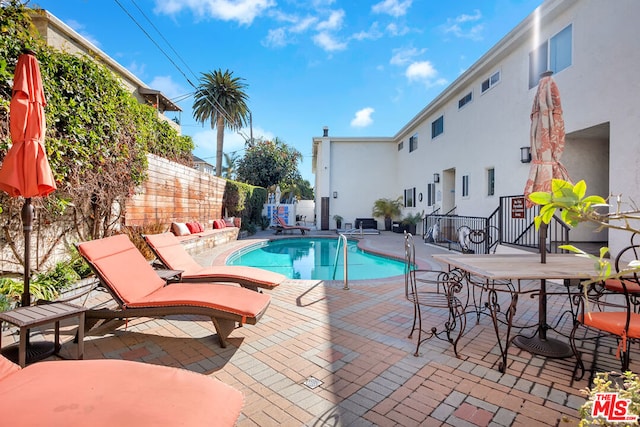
<box><xmin>312</xmin><ymin>0</ymin><xmax>639</xmax><ymax>253</ymax></box>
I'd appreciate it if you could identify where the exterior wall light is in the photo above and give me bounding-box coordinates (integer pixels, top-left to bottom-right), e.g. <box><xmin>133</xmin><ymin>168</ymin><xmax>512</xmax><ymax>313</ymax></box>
<box><xmin>433</xmin><ymin>173</ymin><xmax>440</xmax><ymax>183</ymax></box>
<box><xmin>333</xmin><ymin>191</ymin><xmax>338</xmax><ymax>198</ymax></box>
<box><xmin>520</xmin><ymin>146</ymin><xmax>532</xmax><ymax>163</ymax></box>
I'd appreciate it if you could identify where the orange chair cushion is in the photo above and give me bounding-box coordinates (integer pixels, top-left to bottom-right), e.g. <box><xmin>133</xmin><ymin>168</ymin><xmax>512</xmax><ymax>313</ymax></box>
<box><xmin>144</xmin><ymin>232</ymin><xmax>203</xmax><ymax>272</ymax></box>
<box><xmin>145</xmin><ymin>232</ymin><xmax>285</xmax><ymax>288</ymax></box>
<box><xmin>0</xmin><ymin>354</ymin><xmax>20</xmax><ymax>381</ymax></box>
<box><xmin>131</xmin><ymin>282</ymin><xmax>271</xmax><ymax>321</ymax></box>
<box><xmin>579</xmin><ymin>311</ymin><xmax>640</xmax><ymax>338</ymax></box>
<box><xmin>183</xmin><ymin>265</ymin><xmax>285</xmax><ymax>289</ymax></box>
<box><xmin>604</xmin><ymin>278</ymin><xmax>640</xmax><ymax>294</ymax></box>
<box><xmin>78</xmin><ymin>234</ymin><xmax>166</xmax><ymax>304</ymax></box>
<box><xmin>0</xmin><ymin>357</ymin><xmax>243</xmax><ymax>426</ymax></box>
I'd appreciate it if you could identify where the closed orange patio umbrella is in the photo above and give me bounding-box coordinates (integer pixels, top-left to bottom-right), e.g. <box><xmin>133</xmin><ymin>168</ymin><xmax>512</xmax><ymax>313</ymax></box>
<box><xmin>523</xmin><ymin>71</ymin><xmax>570</xmax><ymax>206</ymax></box>
<box><xmin>0</xmin><ymin>50</ymin><xmax>56</xmax><ymax>309</ymax></box>
<box><xmin>515</xmin><ymin>71</ymin><xmax>572</xmax><ymax>358</ymax></box>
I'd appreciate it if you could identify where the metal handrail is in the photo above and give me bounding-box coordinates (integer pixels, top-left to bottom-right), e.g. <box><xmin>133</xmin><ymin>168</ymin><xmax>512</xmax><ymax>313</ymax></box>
<box><xmin>332</xmin><ymin>234</ymin><xmax>349</xmax><ymax>290</ymax></box>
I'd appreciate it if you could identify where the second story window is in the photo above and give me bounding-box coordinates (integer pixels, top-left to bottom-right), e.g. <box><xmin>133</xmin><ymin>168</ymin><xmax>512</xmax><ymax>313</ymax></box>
<box><xmin>458</xmin><ymin>92</ymin><xmax>472</xmax><ymax>109</ymax></box>
<box><xmin>398</xmin><ymin>141</ymin><xmax>404</xmax><ymax>151</ymax></box>
<box><xmin>431</xmin><ymin>116</ymin><xmax>444</xmax><ymax>139</ymax></box>
<box><xmin>409</xmin><ymin>134</ymin><xmax>418</xmax><ymax>152</ymax></box>
<box><xmin>481</xmin><ymin>71</ymin><xmax>500</xmax><ymax>93</ymax></box>
<box><xmin>529</xmin><ymin>24</ymin><xmax>572</xmax><ymax>88</ymax></box>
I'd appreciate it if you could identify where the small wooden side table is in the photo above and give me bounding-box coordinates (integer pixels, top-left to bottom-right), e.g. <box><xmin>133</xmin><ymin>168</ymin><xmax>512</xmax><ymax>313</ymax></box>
<box><xmin>0</xmin><ymin>302</ymin><xmax>86</xmax><ymax>367</ymax></box>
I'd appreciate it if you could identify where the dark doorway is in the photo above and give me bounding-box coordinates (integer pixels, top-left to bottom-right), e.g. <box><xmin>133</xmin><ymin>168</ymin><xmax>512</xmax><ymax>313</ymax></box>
<box><xmin>321</xmin><ymin>197</ymin><xmax>329</xmax><ymax>230</ymax></box>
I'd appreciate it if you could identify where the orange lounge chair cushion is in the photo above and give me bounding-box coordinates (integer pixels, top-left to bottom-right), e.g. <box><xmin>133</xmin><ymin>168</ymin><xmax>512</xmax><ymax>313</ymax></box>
<box><xmin>0</xmin><ymin>357</ymin><xmax>243</xmax><ymax>426</ymax></box>
<box><xmin>145</xmin><ymin>232</ymin><xmax>286</xmax><ymax>288</ymax></box>
<box><xmin>604</xmin><ymin>278</ymin><xmax>640</xmax><ymax>294</ymax></box>
<box><xmin>132</xmin><ymin>282</ymin><xmax>271</xmax><ymax>321</ymax></box>
<box><xmin>276</xmin><ymin>216</ymin><xmax>310</xmax><ymax>231</ymax></box>
<box><xmin>579</xmin><ymin>311</ymin><xmax>640</xmax><ymax>338</ymax></box>
<box><xmin>78</xmin><ymin>234</ymin><xmax>167</xmax><ymax>303</ymax></box>
<box><xmin>180</xmin><ymin>265</ymin><xmax>285</xmax><ymax>288</ymax></box>
<box><xmin>77</xmin><ymin>234</ymin><xmax>271</xmax><ymax>321</ymax></box>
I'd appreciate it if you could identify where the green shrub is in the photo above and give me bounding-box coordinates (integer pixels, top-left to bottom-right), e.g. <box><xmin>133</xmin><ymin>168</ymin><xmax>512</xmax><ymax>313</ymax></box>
<box><xmin>32</xmin><ymin>261</ymin><xmax>80</xmax><ymax>293</ymax></box>
<box><xmin>0</xmin><ymin>276</ymin><xmax>59</xmax><ymax>309</ymax></box>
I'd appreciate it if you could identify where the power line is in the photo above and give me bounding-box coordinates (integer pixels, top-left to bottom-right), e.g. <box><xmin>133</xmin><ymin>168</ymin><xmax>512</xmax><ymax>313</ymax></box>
<box><xmin>113</xmin><ymin>0</ymin><xmax>238</xmax><ymax>126</ymax></box>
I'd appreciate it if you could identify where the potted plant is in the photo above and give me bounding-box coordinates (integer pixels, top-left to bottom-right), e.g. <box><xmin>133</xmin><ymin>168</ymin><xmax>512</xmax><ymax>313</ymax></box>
<box><xmin>372</xmin><ymin>197</ymin><xmax>402</xmax><ymax>231</ymax></box>
<box><xmin>530</xmin><ymin>179</ymin><xmax>640</xmax><ymax>426</ymax></box>
<box><xmin>333</xmin><ymin>215</ymin><xmax>343</xmax><ymax>229</ymax></box>
<box><xmin>401</xmin><ymin>211</ymin><xmax>424</xmax><ymax>235</ymax></box>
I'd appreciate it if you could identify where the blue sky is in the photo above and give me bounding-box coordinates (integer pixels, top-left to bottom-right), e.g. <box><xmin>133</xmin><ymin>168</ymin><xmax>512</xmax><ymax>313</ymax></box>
<box><xmin>32</xmin><ymin>0</ymin><xmax>542</xmax><ymax>183</ymax></box>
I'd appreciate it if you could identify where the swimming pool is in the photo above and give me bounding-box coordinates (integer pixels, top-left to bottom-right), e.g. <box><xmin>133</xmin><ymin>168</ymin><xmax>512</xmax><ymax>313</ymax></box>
<box><xmin>226</xmin><ymin>237</ymin><xmax>406</xmax><ymax>280</ymax></box>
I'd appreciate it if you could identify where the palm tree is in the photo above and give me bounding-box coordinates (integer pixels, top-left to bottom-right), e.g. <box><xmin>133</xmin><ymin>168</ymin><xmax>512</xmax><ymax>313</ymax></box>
<box><xmin>192</xmin><ymin>69</ymin><xmax>250</xmax><ymax>177</ymax></box>
<box><xmin>222</xmin><ymin>152</ymin><xmax>239</xmax><ymax>179</ymax></box>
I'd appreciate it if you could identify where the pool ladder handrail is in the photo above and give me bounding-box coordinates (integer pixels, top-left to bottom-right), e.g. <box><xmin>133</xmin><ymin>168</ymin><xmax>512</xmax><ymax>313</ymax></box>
<box><xmin>332</xmin><ymin>234</ymin><xmax>349</xmax><ymax>290</ymax></box>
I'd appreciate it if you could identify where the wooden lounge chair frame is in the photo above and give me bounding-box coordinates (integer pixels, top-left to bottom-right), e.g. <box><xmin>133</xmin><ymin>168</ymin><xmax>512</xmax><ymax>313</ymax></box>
<box><xmin>76</xmin><ymin>234</ymin><xmax>271</xmax><ymax>348</ymax></box>
<box><xmin>275</xmin><ymin>215</ymin><xmax>311</xmax><ymax>235</ymax></box>
<box><xmin>143</xmin><ymin>232</ymin><xmax>286</xmax><ymax>291</ymax></box>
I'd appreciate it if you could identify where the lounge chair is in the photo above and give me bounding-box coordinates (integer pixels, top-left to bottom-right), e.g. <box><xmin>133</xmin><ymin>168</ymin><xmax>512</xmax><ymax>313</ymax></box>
<box><xmin>0</xmin><ymin>355</ymin><xmax>243</xmax><ymax>426</ymax></box>
<box><xmin>275</xmin><ymin>215</ymin><xmax>311</xmax><ymax>235</ymax></box>
<box><xmin>76</xmin><ymin>234</ymin><xmax>271</xmax><ymax>348</ymax></box>
<box><xmin>144</xmin><ymin>232</ymin><xmax>286</xmax><ymax>291</ymax></box>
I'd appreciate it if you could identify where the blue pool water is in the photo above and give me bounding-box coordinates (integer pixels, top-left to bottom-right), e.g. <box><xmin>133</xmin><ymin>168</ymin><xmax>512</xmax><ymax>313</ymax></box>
<box><xmin>226</xmin><ymin>237</ymin><xmax>406</xmax><ymax>280</ymax></box>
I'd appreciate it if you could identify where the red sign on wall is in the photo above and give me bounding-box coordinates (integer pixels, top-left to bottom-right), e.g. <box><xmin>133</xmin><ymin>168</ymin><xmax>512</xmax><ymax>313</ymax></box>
<box><xmin>512</xmin><ymin>197</ymin><xmax>525</xmax><ymax>218</ymax></box>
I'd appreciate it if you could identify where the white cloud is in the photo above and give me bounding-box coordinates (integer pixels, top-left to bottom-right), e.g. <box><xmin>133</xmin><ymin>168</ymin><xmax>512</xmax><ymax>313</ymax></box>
<box><xmin>390</xmin><ymin>47</ymin><xmax>426</xmax><ymax>66</ymax></box>
<box><xmin>385</xmin><ymin>22</ymin><xmax>410</xmax><ymax>37</ymax></box>
<box><xmin>154</xmin><ymin>0</ymin><xmax>276</xmax><ymax>25</ymax></box>
<box><xmin>263</xmin><ymin>28</ymin><xmax>289</xmax><ymax>48</ymax></box>
<box><xmin>371</xmin><ymin>0</ymin><xmax>413</xmax><ymax>17</ymax></box>
<box><xmin>313</xmin><ymin>32</ymin><xmax>347</xmax><ymax>51</ymax></box>
<box><xmin>192</xmin><ymin>125</ymin><xmax>275</xmax><ymax>158</ymax></box>
<box><xmin>443</xmin><ymin>9</ymin><xmax>484</xmax><ymax>41</ymax></box>
<box><xmin>351</xmin><ymin>22</ymin><xmax>383</xmax><ymax>41</ymax></box>
<box><xmin>316</xmin><ymin>9</ymin><xmax>345</xmax><ymax>31</ymax></box>
<box><xmin>65</xmin><ymin>19</ymin><xmax>101</xmax><ymax>47</ymax></box>
<box><xmin>455</xmin><ymin>9</ymin><xmax>482</xmax><ymax>24</ymax></box>
<box><xmin>148</xmin><ymin>75</ymin><xmax>184</xmax><ymax>99</ymax></box>
<box><xmin>291</xmin><ymin>16</ymin><xmax>318</xmax><ymax>33</ymax></box>
<box><xmin>350</xmin><ymin>107</ymin><xmax>375</xmax><ymax>128</ymax></box>
<box><xmin>405</xmin><ymin>61</ymin><xmax>448</xmax><ymax>88</ymax></box>
<box><xmin>126</xmin><ymin>61</ymin><xmax>147</xmax><ymax>79</ymax></box>
<box><xmin>406</xmin><ymin>61</ymin><xmax>437</xmax><ymax>82</ymax></box>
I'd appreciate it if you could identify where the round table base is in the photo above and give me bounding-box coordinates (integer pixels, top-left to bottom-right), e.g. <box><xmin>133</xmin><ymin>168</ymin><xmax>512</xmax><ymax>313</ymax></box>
<box><xmin>512</xmin><ymin>335</ymin><xmax>573</xmax><ymax>358</ymax></box>
<box><xmin>1</xmin><ymin>341</ymin><xmax>56</xmax><ymax>365</ymax></box>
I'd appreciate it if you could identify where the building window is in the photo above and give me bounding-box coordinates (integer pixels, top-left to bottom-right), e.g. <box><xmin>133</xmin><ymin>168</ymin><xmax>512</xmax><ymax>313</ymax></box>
<box><xmin>431</xmin><ymin>116</ymin><xmax>444</xmax><ymax>139</ymax></box>
<box><xmin>487</xmin><ymin>168</ymin><xmax>495</xmax><ymax>196</ymax></box>
<box><xmin>427</xmin><ymin>183</ymin><xmax>436</xmax><ymax>207</ymax></box>
<box><xmin>462</xmin><ymin>175</ymin><xmax>469</xmax><ymax>197</ymax></box>
<box><xmin>458</xmin><ymin>92</ymin><xmax>472</xmax><ymax>109</ymax></box>
<box><xmin>398</xmin><ymin>141</ymin><xmax>403</xmax><ymax>151</ymax></box>
<box><xmin>529</xmin><ymin>24</ymin><xmax>572</xmax><ymax>88</ymax></box>
<box><xmin>404</xmin><ymin>187</ymin><xmax>415</xmax><ymax>207</ymax></box>
<box><xmin>409</xmin><ymin>134</ymin><xmax>418</xmax><ymax>152</ymax></box>
<box><xmin>481</xmin><ymin>71</ymin><xmax>500</xmax><ymax>93</ymax></box>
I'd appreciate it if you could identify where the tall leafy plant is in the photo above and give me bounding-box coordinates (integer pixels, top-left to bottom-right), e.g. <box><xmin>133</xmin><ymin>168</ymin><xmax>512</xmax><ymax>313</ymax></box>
<box><xmin>0</xmin><ymin>3</ymin><xmax>195</xmax><ymax>273</ymax></box>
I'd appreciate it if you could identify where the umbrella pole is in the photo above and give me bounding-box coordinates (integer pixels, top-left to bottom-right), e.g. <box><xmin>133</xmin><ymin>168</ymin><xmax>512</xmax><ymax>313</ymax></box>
<box><xmin>0</xmin><ymin>197</ymin><xmax>57</xmax><ymax>365</ymax></box>
<box><xmin>21</xmin><ymin>198</ymin><xmax>33</xmax><ymax>308</ymax></box>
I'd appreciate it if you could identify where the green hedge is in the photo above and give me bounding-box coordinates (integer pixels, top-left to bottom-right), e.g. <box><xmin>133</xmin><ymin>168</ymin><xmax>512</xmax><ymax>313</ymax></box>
<box><xmin>223</xmin><ymin>180</ymin><xmax>267</xmax><ymax>231</ymax></box>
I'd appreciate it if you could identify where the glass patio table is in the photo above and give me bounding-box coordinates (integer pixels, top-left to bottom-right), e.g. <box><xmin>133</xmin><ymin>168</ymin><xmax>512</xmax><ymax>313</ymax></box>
<box><xmin>432</xmin><ymin>253</ymin><xmax>596</xmax><ymax>372</ymax></box>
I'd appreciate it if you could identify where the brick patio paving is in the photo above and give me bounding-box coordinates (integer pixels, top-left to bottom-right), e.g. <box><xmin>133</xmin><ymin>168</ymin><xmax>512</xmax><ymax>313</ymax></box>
<box><xmin>2</xmin><ymin>230</ymin><xmax>636</xmax><ymax>426</ymax></box>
